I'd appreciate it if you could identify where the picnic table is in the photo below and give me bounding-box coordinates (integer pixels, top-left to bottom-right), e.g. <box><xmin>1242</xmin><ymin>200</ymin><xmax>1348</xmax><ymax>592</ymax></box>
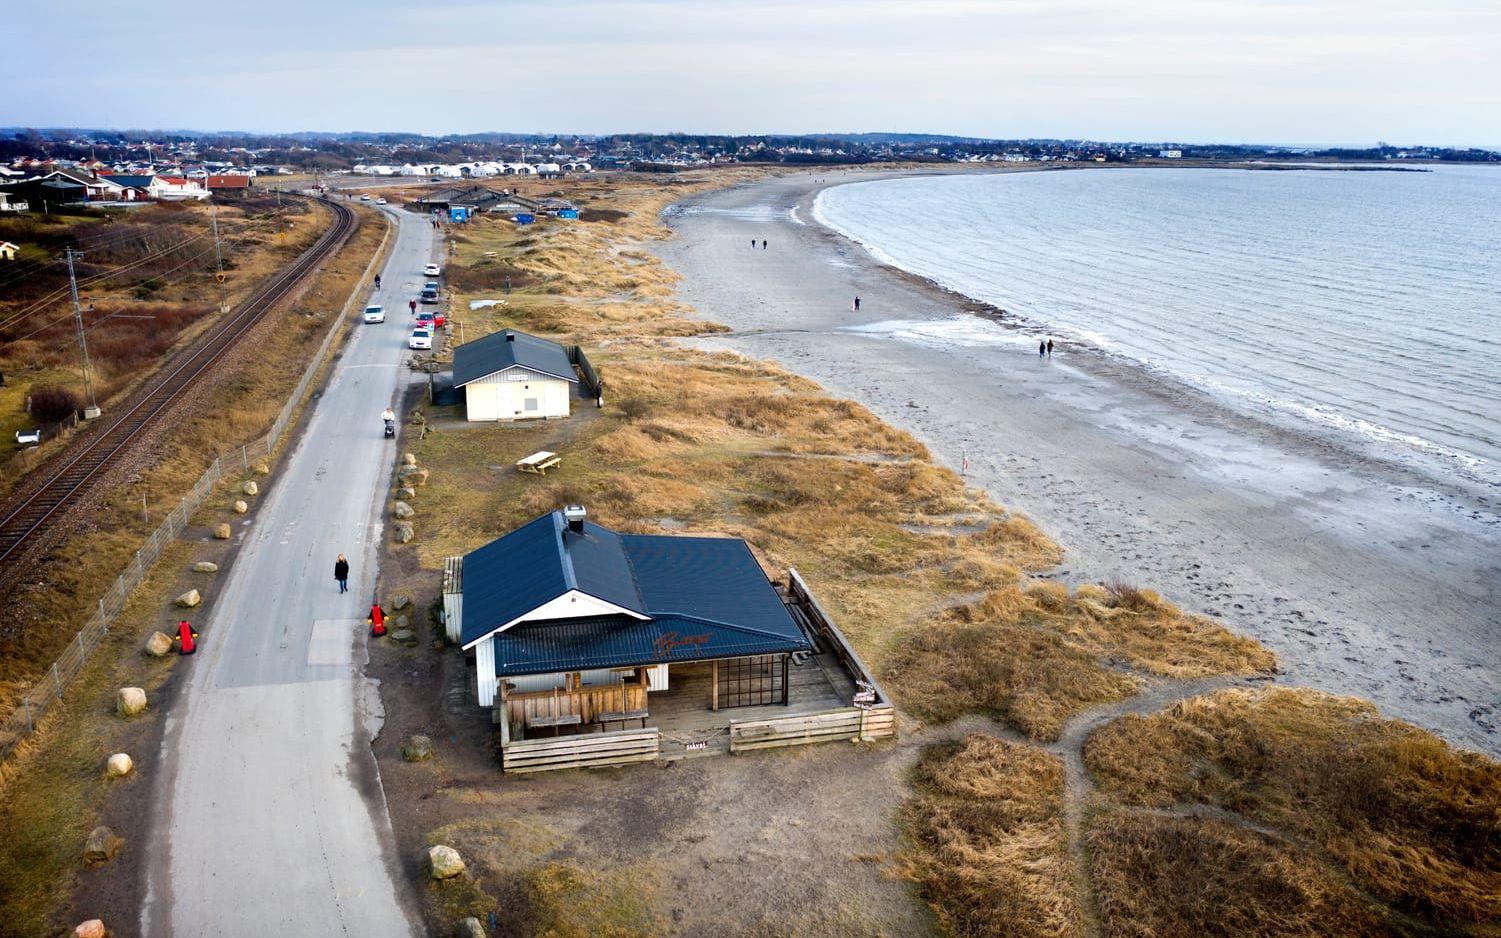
<box><xmin>516</xmin><ymin>451</ymin><xmax>562</xmax><ymax>475</ymax></box>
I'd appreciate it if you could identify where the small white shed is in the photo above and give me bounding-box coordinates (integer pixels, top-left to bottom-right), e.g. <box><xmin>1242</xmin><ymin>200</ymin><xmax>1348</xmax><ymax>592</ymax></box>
<box><xmin>453</xmin><ymin>329</ymin><xmax>577</xmax><ymax>422</ymax></box>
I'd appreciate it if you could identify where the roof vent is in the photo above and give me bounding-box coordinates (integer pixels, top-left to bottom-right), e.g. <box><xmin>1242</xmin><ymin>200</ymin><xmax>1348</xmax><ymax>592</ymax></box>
<box><xmin>563</xmin><ymin>504</ymin><xmax>587</xmax><ymax>533</ymax></box>
<box><xmin>505</xmin><ymin>331</ymin><xmax>515</xmax><ymax>342</ymax></box>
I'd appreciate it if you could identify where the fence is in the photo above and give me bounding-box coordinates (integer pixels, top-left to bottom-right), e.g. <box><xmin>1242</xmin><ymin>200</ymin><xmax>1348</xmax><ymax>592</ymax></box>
<box><xmin>567</xmin><ymin>345</ymin><xmax>602</xmax><ymax>399</ymax></box>
<box><xmin>729</xmin><ymin>706</ymin><xmax>895</xmax><ymax>753</ymax></box>
<box><xmin>0</xmin><ymin>209</ymin><xmax>392</xmax><ymax>769</ymax></box>
<box><xmin>499</xmin><ymin>722</ymin><xmax>660</xmax><ymax>774</ymax></box>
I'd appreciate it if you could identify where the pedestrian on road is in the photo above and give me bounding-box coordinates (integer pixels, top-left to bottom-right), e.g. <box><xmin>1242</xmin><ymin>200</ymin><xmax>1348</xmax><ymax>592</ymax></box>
<box><xmin>1039</xmin><ymin>340</ymin><xmax>1047</xmax><ymax>358</ymax></box>
<box><xmin>335</xmin><ymin>554</ymin><xmax>350</xmax><ymax>594</ymax></box>
<box><xmin>1047</xmin><ymin>339</ymin><xmax>1054</xmax><ymax>357</ymax></box>
<box><xmin>409</xmin><ymin>298</ymin><xmax>416</xmax><ymax>314</ymax></box>
<box><xmin>853</xmin><ymin>296</ymin><xmax>861</xmax><ymax>312</ymax></box>
<box><xmin>374</xmin><ymin>274</ymin><xmax>381</xmax><ymax>290</ymax></box>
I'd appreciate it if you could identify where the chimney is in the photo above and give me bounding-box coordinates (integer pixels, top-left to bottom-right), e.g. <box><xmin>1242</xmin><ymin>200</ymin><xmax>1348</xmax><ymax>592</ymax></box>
<box><xmin>563</xmin><ymin>504</ymin><xmax>586</xmax><ymax>533</ymax></box>
<box><xmin>505</xmin><ymin>331</ymin><xmax>515</xmax><ymax>342</ymax></box>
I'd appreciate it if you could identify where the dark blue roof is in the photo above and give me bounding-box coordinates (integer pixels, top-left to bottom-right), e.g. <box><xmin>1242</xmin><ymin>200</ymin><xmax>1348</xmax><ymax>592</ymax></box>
<box><xmin>460</xmin><ymin>513</ymin><xmax>645</xmax><ymax>647</ymax></box>
<box><xmin>102</xmin><ymin>174</ymin><xmax>155</xmax><ymax>188</ymax></box>
<box><xmin>495</xmin><ymin>613</ymin><xmax>808</xmax><ymax>677</ymax></box>
<box><xmin>462</xmin><ymin>511</ymin><xmax>811</xmax><ymax>668</ymax></box>
<box><xmin>453</xmin><ymin>329</ymin><xmax>577</xmax><ymax>387</ymax></box>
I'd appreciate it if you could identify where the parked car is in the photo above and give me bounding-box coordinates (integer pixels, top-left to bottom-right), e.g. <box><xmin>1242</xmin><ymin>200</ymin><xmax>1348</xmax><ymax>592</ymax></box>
<box><xmin>420</xmin><ymin>284</ymin><xmax>440</xmax><ymax>304</ymax></box>
<box><xmin>417</xmin><ymin>309</ymin><xmax>446</xmax><ymax>329</ymax></box>
<box><xmin>423</xmin><ymin>263</ymin><xmax>442</xmax><ymax>277</ymax></box>
<box><xmin>408</xmin><ymin>327</ymin><xmax>433</xmax><ymax>350</ymax></box>
<box><xmin>15</xmin><ymin>428</ymin><xmax>40</xmax><ymax>447</ymax></box>
<box><xmin>359</xmin><ymin>194</ymin><xmax>371</xmax><ymax>201</ymax></box>
<box><xmin>376</xmin><ymin>197</ymin><xmax>388</xmax><ymax>205</ymax></box>
<box><xmin>362</xmin><ymin>305</ymin><xmax>385</xmax><ymax>323</ymax></box>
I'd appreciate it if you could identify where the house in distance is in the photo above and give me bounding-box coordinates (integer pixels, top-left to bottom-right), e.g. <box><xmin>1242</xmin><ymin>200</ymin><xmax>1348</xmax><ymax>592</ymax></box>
<box><xmin>452</xmin><ymin>328</ymin><xmax>579</xmax><ymax>422</ymax></box>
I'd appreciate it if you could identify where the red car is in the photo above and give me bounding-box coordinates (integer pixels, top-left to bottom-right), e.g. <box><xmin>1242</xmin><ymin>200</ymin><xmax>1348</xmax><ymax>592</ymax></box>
<box><xmin>416</xmin><ymin>311</ymin><xmax>446</xmax><ymax>329</ymax></box>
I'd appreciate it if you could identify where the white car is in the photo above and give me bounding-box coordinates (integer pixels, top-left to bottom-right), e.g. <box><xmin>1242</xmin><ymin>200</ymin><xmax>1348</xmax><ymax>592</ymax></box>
<box><xmin>377</xmin><ymin>198</ymin><xmax>388</xmax><ymax>205</ymax></box>
<box><xmin>359</xmin><ymin>194</ymin><xmax>371</xmax><ymax>201</ymax></box>
<box><xmin>362</xmin><ymin>305</ymin><xmax>385</xmax><ymax>323</ymax></box>
<box><xmin>408</xmin><ymin>327</ymin><xmax>433</xmax><ymax>350</ymax></box>
<box><xmin>423</xmin><ymin>263</ymin><xmax>442</xmax><ymax>277</ymax></box>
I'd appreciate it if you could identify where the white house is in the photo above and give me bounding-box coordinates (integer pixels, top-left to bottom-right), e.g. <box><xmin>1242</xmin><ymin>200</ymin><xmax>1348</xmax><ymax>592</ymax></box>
<box><xmin>1159</xmin><ymin>149</ymin><xmax>1183</xmax><ymax>159</ymax></box>
<box><xmin>0</xmin><ymin>241</ymin><xmax>19</xmax><ymax>261</ymax></box>
<box><xmin>453</xmin><ymin>329</ymin><xmax>577</xmax><ymax>422</ymax></box>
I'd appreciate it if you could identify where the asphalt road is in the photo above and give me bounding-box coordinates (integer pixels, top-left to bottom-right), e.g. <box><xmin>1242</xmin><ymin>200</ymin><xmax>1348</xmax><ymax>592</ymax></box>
<box><xmin>143</xmin><ymin>205</ymin><xmax>434</xmax><ymax>936</ymax></box>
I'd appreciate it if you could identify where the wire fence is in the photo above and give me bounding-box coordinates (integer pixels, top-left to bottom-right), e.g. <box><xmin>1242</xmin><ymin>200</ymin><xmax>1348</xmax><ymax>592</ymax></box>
<box><xmin>0</xmin><ymin>209</ymin><xmax>392</xmax><ymax>768</ymax></box>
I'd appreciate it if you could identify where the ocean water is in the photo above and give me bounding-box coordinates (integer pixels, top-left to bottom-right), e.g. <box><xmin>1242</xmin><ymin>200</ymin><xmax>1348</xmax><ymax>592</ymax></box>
<box><xmin>815</xmin><ymin>167</ymin><xmax>1501</xmax><ymax>492</ymax></box>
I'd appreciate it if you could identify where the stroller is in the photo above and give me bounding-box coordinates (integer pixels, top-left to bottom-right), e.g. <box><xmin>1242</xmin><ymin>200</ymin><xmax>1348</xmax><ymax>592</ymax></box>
<box><xmin>383</xmin><ymin>418</ymin><xmax>396</xmax><ymax>439</ymax></box>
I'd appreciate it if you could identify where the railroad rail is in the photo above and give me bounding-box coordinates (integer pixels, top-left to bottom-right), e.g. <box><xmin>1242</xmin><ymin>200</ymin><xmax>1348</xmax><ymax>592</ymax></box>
<box><xmin>0</xmin><ymin>196</ymin><xmax>357</xmax><ymax>567</ymax></box>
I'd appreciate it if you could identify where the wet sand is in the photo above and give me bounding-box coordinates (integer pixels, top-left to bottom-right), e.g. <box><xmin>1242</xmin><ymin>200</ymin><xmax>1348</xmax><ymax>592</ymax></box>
<box><xmin>653</xmin><ymin>169</ymin><xmax>1500</xmax><ymax>756</ymax></box>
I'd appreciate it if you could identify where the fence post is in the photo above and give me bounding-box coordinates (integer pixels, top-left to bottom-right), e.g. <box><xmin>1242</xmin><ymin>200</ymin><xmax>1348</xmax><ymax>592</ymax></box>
<box><xmin>242</xmin><ymin>445</ymin><xmax>249</xmax><ymax>472</ymax></box>
<box><xmin>51</xmin><ymin>663</ymin><xmax>62</xmax><ymax>700</ymax></box>
<box><xmin>22</xmin><ymin>697</ymin><xmax>32</xmax><ymax>734</ymax></box>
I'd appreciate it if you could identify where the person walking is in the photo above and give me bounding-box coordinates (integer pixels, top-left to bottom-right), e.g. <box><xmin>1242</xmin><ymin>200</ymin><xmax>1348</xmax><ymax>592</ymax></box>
<box><xmin>853</xmin><ymin>296</ymin><xmax>861</xmax><ymax>312</ymax></box>
<box><xmin>750</xmin><ymin>238</ymin><xmax>756</xmax><ymax>249</ymax></box>
<box><xmin>409</xmin><ymin>298</ymin><xmax>417</xmax><ymax>314</ymax></box>
<box><xmin>374</xmin><ymin>274</ymin><xmax>381</xmax><ymax>290</ymax></box>
<box><xmin>334</xmin><ymin>554</ymin><xmax>350</xmax><ymax>594</ymax></box>
<box><xmin>761</xmin><ymin>239</ymin><xmax>767</xmax><ymax>250</ymax></box>
<box><xmin>1039</xmin><ymin>340</ymin><xmax>1047</xmax><ymax>358</ymax></box>
<box><xmin>1046</xmin><ymin>339</ymin><xmax>1054</xmax><ymax>357</ymax></box>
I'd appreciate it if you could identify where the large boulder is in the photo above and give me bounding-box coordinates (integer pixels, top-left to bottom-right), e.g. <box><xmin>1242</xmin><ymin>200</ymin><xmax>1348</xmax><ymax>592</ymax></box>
<box><xmin>428</xmin><ymin>845</ymin><xmax>465</xmax><ymax>880</ymax></box>
<box><xmin>232</xmin><ymin>499</ymin><xmax>248</xmax><ymax>514</ymax></box>
<box><xmin>144</xmin><ymin>631</ymin><xmax>173</xmax><ymax>657</ymax></box>
<box><xmin>74</xmin><ymin>921</ymin><xmax>106</xmax><ymax>938</ymax></box>
<box><xmin>397</xmin><ymin>486</ymin><xmax>416</xmax><ymax>499</ymax></box>
<box><xmin>193</xmin><ymin>561</ymin><xmax>219</xmax><ymax>573</ymax></box>
<box><xmin>242</xmin><ymin>480</ymin><xmax>259</xmax><ymax>496</ymax></box>
<box><xmin>410</xmin><ymin>468</ymin><xmax>430</xmax><ymax>487</ymax></box>
<box><xmin>213</xmin><ymin>523</ymin><xmax>232</xmax><ymax>540</ymax></box>
<box><xmin>116</xmin><ymin>687</ymin><xmax>148</xmax><ymax>717</ymax></box>
<box><xmin>393</xmin><ymin>522</ymin><xmax>414</xmax><ymax>544</ymax></box>
<box><xmin>83</xmin><ymin>826</ymin><xmax>123</xmax><ymax>866</ymax></box>
<box><xmin>402</xmin><ymin>735</ymin><xmax>434</xmax><ymax>762</ymax></box>
<box><xmin>458</xmin><ymin>918</ymin><xmax>487</xmax><ymax>938</ymax></box>
<box><xmin>389</xmin><ymin>628</ymin><xmax>418</xmax><ymax>647</ymax></box>
<box><xmin>253</xmin><ymin>460</ymin><xmax>270</xmax><ymax>475</ymax></box>
<box><xmin>403</xmin><ymin>452</ymin><xmax>417</xmax><ymax>466</ymax></box>
<box><xmin>395</xmin><ymin>464</ymin><xmax>420</xmax><ymax>480</ymax></box>
<box><xmin>175</xmin><ymin>589</ymin><xmax>201</xmax><ymax>608</ymax></box>
<box><xmin>390</xmin><ymin>594</ymin><xmax>412</xmax><ymax>611</ymax></box>
<box><xmin>392</xmin><ymin>501</ymin><xmax>414</xmax><ymax>519</ymax></box>
<box><xmin>105</xmin><ymin>753</ymin><xmax>134</xmax><ymax>778</ymax></box>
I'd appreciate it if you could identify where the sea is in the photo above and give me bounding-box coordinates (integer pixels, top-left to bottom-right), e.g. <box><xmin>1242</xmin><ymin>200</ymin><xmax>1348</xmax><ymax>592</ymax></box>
<box><xmin>813</xmin><ymin>166</ymin><xmax>1501</xmax><ymax>494</ymax></box>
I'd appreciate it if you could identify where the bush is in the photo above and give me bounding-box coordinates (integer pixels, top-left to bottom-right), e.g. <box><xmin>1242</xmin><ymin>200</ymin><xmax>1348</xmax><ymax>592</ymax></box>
<box><xmin>28</xmin><ymin>385</ymin><xmax>80</xmax><ymax>423</ymax></box>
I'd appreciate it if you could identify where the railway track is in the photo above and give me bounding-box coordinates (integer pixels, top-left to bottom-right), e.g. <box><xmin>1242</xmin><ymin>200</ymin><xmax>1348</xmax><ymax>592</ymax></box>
<box><xmin>0</xmin><ymin>195</ymin><xmax>357</xmax><ymax>568</ymax></box>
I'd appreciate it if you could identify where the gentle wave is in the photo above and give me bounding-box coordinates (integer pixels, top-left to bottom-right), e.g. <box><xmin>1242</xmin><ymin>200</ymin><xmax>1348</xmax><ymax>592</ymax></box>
<box><xmin>814</xmin><ymin>168</ymin><xmax>1501</xmax><ymax>491</ymax></box>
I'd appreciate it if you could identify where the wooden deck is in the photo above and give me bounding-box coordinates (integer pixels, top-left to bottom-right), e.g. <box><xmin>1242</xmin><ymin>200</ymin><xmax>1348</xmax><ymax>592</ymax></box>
<box><xmin>651</xmin><ymin>653</ymin><xmax>857</xmax><ymax>759</ymax></box>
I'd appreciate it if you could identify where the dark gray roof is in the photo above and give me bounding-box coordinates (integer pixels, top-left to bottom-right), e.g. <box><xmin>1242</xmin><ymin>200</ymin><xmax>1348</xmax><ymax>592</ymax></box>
<box><xmin>452</xmin><ymin>329</ymin><xmax>577</xmax><ymax>387</ymax></box>
<box><xmin>462</xmin><ymin>511</ymin><xmax>812</xmax><ymax>669</ymax></box>
<box><xmin>101</xmin><ymin>174</ymin><xmax>154</xmax><ymax>188</ymax></box>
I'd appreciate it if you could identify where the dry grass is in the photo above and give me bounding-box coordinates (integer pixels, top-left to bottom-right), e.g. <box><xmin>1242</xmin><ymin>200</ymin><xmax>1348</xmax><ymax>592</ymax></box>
<box><xmin>901</xmin><ymin>733</ymin><xmax>1081</xmax><ymax>938</ymax></box>
<box><xmin>1086</xmin><ymin>808</ymin><xmax>1390</xmax><ymax>938</ymax></box>
<box><xmin>888</xmin><ymin>583</ymin><xmax>1275</xmax><ymax>740</ymax></box>
<box><xmin>1084</xmin><ymin>686</ymin><xmax>1501</xmax><ymax>932</ymax></box>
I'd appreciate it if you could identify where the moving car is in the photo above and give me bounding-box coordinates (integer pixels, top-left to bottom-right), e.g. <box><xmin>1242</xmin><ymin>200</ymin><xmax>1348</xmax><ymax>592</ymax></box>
<box><xmin>377</xmin><ymin>197</ymin><xmax>388</xmax><ymax>205</ymax></box>
<box><xmin>408</xmin><ymin>327</ymin><xmax>433</xmax><ymax>350</ymax></box>
<box><xmin>362</xmin><ymin>305</ymin><xmax>385</xmax><ymax>324</ymax></box>
<box><xmin>423</xmin><ymin>263</ymin><xmax>442</xmax><ymax>277</ymax></box>
<box><xmin>359</xmin><ymin>194</ymin><xmax>371</xmax><ymax>201</ymax></box>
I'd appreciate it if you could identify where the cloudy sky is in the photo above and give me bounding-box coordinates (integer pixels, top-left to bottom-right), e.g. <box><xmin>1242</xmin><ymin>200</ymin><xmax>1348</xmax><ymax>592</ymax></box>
<box><xmin>5</xmin><ymin>0</ymin><xmax>1498</xmax><ymax>145</ymax></box>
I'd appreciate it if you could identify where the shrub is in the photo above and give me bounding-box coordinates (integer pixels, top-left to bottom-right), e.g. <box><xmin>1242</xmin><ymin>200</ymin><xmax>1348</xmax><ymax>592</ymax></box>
<box><xmin>28</xmin><ymin>385</ymin><xmax>80</xmax><ymax>423</ymax></box>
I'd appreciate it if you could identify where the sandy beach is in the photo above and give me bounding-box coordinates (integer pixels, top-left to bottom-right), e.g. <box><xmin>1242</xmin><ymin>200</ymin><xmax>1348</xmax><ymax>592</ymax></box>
<box><xmin>654</xmin><ymin>168</ymin><xmax>1501</xmax><ymax>756</ymax></box>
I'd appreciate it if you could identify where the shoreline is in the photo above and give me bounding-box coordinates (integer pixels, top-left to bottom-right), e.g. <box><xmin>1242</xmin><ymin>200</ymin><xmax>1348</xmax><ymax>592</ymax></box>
<box><xmin>653</xmin><ymin>168</ymin><xmax>1501</xmax><ymax>756</ymax></box>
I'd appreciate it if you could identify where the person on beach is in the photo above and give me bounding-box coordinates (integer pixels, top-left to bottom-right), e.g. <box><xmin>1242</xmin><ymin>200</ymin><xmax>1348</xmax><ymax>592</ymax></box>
<box><xmin>1047</xmin><ymin>339</ymin><xmax>1054</xmax><ymax>357</ymax></box>
<box><xmin>854</xmin><ymin>296</ymin><xmax>861</xmax><ymax>312</ymax></box>
<box><xmin>762</xmin><ymin>239</ymin><xmax>767</xmax><ymax>250</ymax></box>
<box><xmin>334</xmin><ymin>554</ymin><xmax>350</xmax><ymax>594</ymax></box>
<box><xmin>751</xmin><ymin>239</ymin><xmax>756</xmax><ymax>249</ymax></box>
<box><xmin>1039</xmin><ymin>340</ymin><xmax>1047</xmax><ymax>358</ymax></box>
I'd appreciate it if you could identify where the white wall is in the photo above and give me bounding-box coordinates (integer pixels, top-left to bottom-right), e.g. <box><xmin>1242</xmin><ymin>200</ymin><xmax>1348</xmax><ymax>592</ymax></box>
<box><xmin>505</xmin><ymin>663</ymin><xmax>669</xmax><ymax>695</ymax></box>
<box><xmin>464</xmin><ymin>369</ymin><xmax>571</xmax><ymax>422</ymax></box>
<box><xmin>516</xmin><ymin>589</ymin><xmax>646</xmax><ymax>627</ymax></box>
<box><xmin>476</xmin><ymin>639</ymin><xmax>498</xmax><ymax>706</ymax></box>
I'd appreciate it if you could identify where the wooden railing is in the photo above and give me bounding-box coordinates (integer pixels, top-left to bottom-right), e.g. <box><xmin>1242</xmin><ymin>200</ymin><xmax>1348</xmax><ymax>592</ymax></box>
<box><xmin>730</xmin><ymin>706</ymin><xmax>895</xmax><ymax>752</ymax></box>
<box><xmin>500</xmin><ymin>680</ymin><xmax>647</xmax><ymax>735</ymax></box>
<box><xmin>501</xmin><ymin>726</ymin><xmax>660</xmax><ymax>774</ymax></box>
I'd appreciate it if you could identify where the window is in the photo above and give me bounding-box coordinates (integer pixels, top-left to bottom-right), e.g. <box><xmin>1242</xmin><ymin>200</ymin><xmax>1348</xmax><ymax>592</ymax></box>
<box><xmin>524</xmin><ymin>397</ymin><xmax>539</xmax><ymax>412</ymax></box>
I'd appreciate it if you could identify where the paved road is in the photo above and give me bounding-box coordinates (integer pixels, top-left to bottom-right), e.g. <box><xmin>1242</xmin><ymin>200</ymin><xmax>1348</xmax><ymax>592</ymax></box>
<box><xmin>143</xmin><ymin>205</ymin><xmax>434</xmax><ymax>936</ymax></box>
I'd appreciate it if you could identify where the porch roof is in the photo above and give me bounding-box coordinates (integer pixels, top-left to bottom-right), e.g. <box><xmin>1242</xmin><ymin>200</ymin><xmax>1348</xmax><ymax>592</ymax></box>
<box><xmin>495</xmin><ymin>613</ymin><xmax>809</xmax><ymax>678</ymax></box>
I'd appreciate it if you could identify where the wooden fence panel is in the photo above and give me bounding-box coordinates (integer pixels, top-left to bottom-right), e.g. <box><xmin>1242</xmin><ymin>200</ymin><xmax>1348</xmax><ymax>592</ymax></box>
<box><xmin>501</xmin><ymin>728</ymin><xmax>659</xmax><ymax>774</ymax></box>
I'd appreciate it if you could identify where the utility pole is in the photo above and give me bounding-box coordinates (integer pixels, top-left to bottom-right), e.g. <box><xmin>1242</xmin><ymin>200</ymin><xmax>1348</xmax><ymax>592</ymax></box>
<box><xmin>64</xmin><ymin>248</ymin><xmax>101</xmax><ymax>419</ymax></box>
<box><xmin>210</xmin><ymin>205</ymin><xmax>227</xmax><ymax>312</ymax></box>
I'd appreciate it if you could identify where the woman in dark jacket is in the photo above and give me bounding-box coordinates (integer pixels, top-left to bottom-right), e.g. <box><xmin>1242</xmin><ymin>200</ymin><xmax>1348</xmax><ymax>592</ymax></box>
<box><xmin>334</xmin><ymin>554</ymin><xmax>350</xmax><ymax>593</ymax></box>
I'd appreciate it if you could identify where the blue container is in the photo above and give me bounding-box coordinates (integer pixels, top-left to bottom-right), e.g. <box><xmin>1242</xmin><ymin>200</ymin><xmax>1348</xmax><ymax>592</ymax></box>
<box><xmin>513</xmin><ymin>213</ymin><xmax>535</xmax><ymax>225</ymax></box>
<box><xmin>557</xmin><ymin>208</ymin><xmax>579</xmax><ymax>220</ymax></box>
<box><xmin>449</xmin><ymin>206</ymin><xmax>471</xmax><ymax>222</ymax></box>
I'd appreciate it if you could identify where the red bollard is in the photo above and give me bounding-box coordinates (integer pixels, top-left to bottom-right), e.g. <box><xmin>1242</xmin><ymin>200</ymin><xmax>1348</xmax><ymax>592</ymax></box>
<box><xmin>177</xmin><ymin>620</ymin><xmax>198</xmax><ymax>655</ymax></box>
<box><xmin>369</xmin><ymin>603</ymin><xmax>386</xmax><ymax>638</ymax></box>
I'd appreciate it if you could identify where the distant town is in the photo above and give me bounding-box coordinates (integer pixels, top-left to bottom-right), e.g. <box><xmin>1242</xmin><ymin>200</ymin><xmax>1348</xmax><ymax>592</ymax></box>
<box><xmin>0</xmin><ymin>128</ymin><xmax>1495</xmax><ymax>187</ymax></box>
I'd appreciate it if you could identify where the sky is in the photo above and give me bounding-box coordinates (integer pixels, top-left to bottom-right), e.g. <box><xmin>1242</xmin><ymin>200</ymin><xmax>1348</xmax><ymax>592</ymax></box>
<box><xmin>4</xmin><ymin>0</ymin><xmax>1499</xmax><ymax>147</ymax></box>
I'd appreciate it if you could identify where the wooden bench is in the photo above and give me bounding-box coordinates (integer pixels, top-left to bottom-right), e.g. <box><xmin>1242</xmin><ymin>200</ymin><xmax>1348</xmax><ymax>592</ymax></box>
<box><xmin>516</xmin><ymin>450</ymin><xmax>562</xmax><ymax>475</ymax></box>
<box><xmin>597</xmin><ymin>709</ymin><xmax>650</xmax><ymax>731</ymax></box>
<box><xmin>526</xmin><ymin>712</ymin><xmax>582</xmax><ymax>736</ymax></box>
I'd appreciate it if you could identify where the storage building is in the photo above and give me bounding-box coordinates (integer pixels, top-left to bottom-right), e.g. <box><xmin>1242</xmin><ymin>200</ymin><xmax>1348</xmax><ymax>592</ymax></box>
<box><xmin>453</xmin><ymin>328</ymin><xmax>577</xmax><ymax>422</ymax></box>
